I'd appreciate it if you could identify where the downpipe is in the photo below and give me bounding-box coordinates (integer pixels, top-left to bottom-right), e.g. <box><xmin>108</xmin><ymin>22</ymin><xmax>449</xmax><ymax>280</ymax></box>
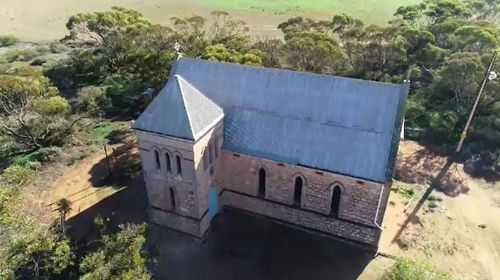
<box><xmin>373</xmin><ymin>184</ymin><xmax>384</xmax><ymax>230</ymax></box>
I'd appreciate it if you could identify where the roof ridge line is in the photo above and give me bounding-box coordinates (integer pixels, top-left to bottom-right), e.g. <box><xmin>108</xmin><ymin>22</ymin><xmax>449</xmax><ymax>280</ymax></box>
<box><xmin>173</xmin><ymin>75</ymin><xmax>196</xmax><ymax>138</ymax></box>
<box><xmin>175</xmin><ymin>74</ymin><xmax>224</xmax><ymax>111</ymax></box>
<box><xmin>177</xmin><ymin>57</ymin><xmax>406</xmax><ymax>88</ymax></box>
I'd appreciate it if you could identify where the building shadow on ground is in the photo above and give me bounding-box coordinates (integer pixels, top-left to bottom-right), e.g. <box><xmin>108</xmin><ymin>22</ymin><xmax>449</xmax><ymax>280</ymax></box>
<box><xmin>66</xmin><ymin>176</ymin><xmax>148</xmax><ymax>241</ymax></box>
<box><xmin>68</xmin><ymin>146</ymin><xmax>375</xmax><ymax>280</ymax></box>
<box><xmin>149</xmin><ymin>209</ymin><xmax>375</xmax><ymax>280</ymax></box>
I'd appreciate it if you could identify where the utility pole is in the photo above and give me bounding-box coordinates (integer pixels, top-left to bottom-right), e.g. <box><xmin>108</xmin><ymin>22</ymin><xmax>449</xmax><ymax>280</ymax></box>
<box><xmin>455</xmin><ymin>50</ymin><xmax>498</xmax><ymax>153</ymax></box>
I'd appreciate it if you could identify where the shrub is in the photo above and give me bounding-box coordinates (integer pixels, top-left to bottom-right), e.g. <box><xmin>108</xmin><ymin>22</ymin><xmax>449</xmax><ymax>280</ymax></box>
<box><xmin>1</xmin><ymin>165</ymin><xmax>36</xmax><ymax>186</ymax></box>
<box><xmin>49</xmin><ymin>41</ymin><xmax>66</xmax><ymax>53</ymax></box>
<box><xmin>381</xmin><ymin>258</ymin><xmax>452</xmax><ymax>280</ymax></box>
<box><xmin>393</xmin><ymin>180</ymin><xmax>420</xmax><ymax>199</ymax></box>
<box><xmin>0</xmin><ymin>34</ymin><xmax>19</xmax><ymax>47</ymax></box>
<box><xmin>74</xmin><ymin>86</ymin><xmax>110</xmax><ymax>116</ymax></box>
<box><xmin>0</xmin><ymin>186</ymin><xmax>19</xmax><ymax>212</ymax></box>
<box><xmin>3</xmin><ymin>47</ymin><xmax>49</xmax><ymax>62</ymax></box>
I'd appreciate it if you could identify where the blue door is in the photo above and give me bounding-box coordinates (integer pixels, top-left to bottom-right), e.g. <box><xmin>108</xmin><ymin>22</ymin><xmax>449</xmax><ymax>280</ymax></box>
<box><xmin>208</xmin><ymin>186</ymin><xmax>219</xmax><ymax>221</ymax></box>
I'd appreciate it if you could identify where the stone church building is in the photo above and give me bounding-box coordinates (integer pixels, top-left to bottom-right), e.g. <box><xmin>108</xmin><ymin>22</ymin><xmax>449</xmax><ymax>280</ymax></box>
<box><xmin>132</xmin><ymin>58</ymin><xmax>409</xmax><ymax>248</ymax></box>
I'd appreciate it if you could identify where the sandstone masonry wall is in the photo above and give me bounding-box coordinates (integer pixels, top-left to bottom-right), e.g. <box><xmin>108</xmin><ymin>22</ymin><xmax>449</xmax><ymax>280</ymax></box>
<box><xmin>220</xmin><ymin>191</ymin><xmax>380</xmax><ymax>246</ymax></box>
<box><xmin>216</xmin><ymin>151</ymin><xmax>388</xmax><ymax>227</ymax></box>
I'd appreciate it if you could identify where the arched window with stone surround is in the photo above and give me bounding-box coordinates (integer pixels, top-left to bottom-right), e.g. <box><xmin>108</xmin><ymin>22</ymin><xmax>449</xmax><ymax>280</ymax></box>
<box><xmin>154</xmin><ymin>150</ymin><xmax>161</xmax><ymax>170</ymax></box>
<box><xmin>330</xmin><ymin>185</ymin><xmax>342</xmax><ymax>217</ymax></box>
<box><xmin>258</xmin><ymin>167</ymin><xmax>266</xmax><ymax>198</ymax></box>
<box><xmin>293</xmin><ymin>176</ymin><xmax>303</xmax><ymax>206</ymax></box>
<box><xmin>165</xmin><ymin>152</ymin><xmax>171</xmax><ymax>173</ymax></box>
<box><xmin>169</xmin><ymin>187</ymin><xmax>176</xmax><ymax>211</ymax></box>
<box><xmin>176</xmin><ymin>155</ymin><xmax>182</xmax><ymax>176</ymax></box>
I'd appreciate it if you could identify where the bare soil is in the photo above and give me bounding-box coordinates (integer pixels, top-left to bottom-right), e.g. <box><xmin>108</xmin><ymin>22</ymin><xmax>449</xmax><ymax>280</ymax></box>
<box><xmin>362</xmin><ymin>141</ymin><xmax>500</xmax><ymax>280</ymax></box>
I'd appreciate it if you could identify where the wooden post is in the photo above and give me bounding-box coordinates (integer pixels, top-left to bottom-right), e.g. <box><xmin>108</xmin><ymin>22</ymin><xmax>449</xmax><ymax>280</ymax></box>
<box><xmin>111</xmin><ymin>147</ymin><xmax>119</xmax><ymax>166</ymax></box>
<box><xmin>104</xmin><ymin>144</ymin><xmax>112</xmax><ymax>176</ymax></box>
<box><xmin>455</xmin><ymin>50</ymin><xmax>498</xmax><ymax>153</ymax></box>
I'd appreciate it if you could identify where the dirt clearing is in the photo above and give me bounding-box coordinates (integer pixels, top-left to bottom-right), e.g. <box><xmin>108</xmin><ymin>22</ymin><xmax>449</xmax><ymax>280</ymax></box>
<box><xmin>362</xmin><ymin>141</ymin><xmax>500</xmax><ymax>280</ymax></box>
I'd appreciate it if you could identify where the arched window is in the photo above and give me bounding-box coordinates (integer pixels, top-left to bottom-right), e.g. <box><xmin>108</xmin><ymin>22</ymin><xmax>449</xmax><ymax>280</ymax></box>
<box><xmin>293</xmin><ymin>177</ymin><xmax>303</xmax><ymax>206</ymax></box>
<box><xmin>169</xmin><ymin>188</ymin><xmax>176</xmax><ymax>211</ymax></box>
<box><xmin>203</xmin><ymin>150</ymin><xmax>209</xmax><ymax>171</ymax></box>
<box><xmin>154</xmin><ymin>150</ymin><xmax>161</xmax><ymax>170</ymax></box>
<box><xmin>331</xmin><ymin>185</ymin><xmax>341</xmax><ymax>217</ymax></box>
<box><xmin>214</xmin><ymin>138</ymin><xmax>219</xmax><ymax>159</ymax></box>
<box><xmin>165</xmin><ymin>152</ymin><xmax>171</xmax><ymax>173</ymax></box>
<box><xmin>176</xmin><ymin>155</ymin><xmax>182</xmax><ymax>176</ymax></box>
<box><xmin>209</xmin><ymin>142</ymin><xmax>214</xmax><ymax>164</ymax></box>
<box><xmin>258</xmin><ymin>168</ymin><xmax>266</xmax><ymax>198</ymax></box>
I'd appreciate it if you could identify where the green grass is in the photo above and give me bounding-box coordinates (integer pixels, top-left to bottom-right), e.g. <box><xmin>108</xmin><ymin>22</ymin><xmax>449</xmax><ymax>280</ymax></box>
<box><xmin>393</xmin><ymin>180</ymin><xmax>422</xmax><ymax>200</ymax></box>
<box><xmin>88</xmin><ymin>122</ymin><xmax>119</xmax><ymax>141</ymax></box>
<box><xmin>198</xmin><ymin>0</ymin><xmax>421</xmax><ymax>24</ymax></box>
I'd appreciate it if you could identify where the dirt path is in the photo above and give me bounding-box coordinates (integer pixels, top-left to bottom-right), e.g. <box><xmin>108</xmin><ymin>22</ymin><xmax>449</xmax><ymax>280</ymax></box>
<box><xmin>367</xmin><ymin>141</ymin><xmax>500</xmax><ymax>280</ymax></box>
<box><xmin>33</xmin><ymin>143</ymin><xmax>133</xmax><ymax>221</ymax></box>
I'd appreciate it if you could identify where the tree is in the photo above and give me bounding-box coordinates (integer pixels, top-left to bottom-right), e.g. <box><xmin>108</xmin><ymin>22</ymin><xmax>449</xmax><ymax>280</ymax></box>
<box><xmin>65</xmin><ymin>6</ymin><xmax>152</xmax><ymax>45</ymax></box>
<box><xmin>80</xmin><ymin>223</ymin><xmax>151</xmax><ymax>280</ymax></box>
<box><xmin>3</xmin><ymin>227</ymin><xmax>74</xmax><ymax>280</ymax></box>
<box><xmin>0</xmin><ymin>67</ymin><xmax>77</xmax><ymax>152</ymax></box>
<box><xmin>55</xmin><ymin>198</ymin><xmax>72</xmax><ymax>234</ymax></box>
<box><xmin>202</xmin><ymin>44</ymin><xmax>262</xmax><ymax>66</ymax></box>
<box><xmin>283</xmin><ymin>30</ymin><xmax>348</xmax><ymax>73</ymax></box>
<box><xmin>252</xmin><ymin>38</ymin><xmax>284</xmax><ymax>68</ymax></box>
<box><xmin>438</xmin><ymin>52</ymin><xmax>484</xmax><ymax>107</ymax></box>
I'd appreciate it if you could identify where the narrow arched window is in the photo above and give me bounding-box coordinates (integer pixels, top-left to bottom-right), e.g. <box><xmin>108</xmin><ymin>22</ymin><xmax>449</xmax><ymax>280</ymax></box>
<box><xmin>165</xmin><ymin>152</ymin><xmax>171</xmax><ymax>173</ymax></box>
<box><xmin>331</xmin><ymin>185</ymin><xmax>341</xmax><ymax>217</ymax></box>
<box><xmin>293</xmin><ymin>177</ymin><xmax>303</xmax><ymax>206</ymax></box>
<box><xmin>214</xmin><ymin>138</ymin><xmax>219</xmax><ymax>159</ymax></box>
<box><xmin>169</xmin><ymin>188</ymin><xmax>176</xmax><ymax>211</ymax></box>
<box><xmin>203</xmin><ymin>151</ymin><xmax>209</xmax><ymax>171</ymax></box>
<box><xmin>176</xmin><ymin>155</ymin><xmax>182</xmax><ymax>176</ymax></box>
<box><xmin>154</xmin><ymin>150</ymin><xmax>160</xmax><ymax>170</ymax></box>
<box><xmin>258</xmin><ymin>168</ymin><xmax>266</xmax><ymax>198</ymax></box>
<box><xmin>209</xmin><ymin>142</ymin><xmax>214</xmax><ymax>164</ymax></box>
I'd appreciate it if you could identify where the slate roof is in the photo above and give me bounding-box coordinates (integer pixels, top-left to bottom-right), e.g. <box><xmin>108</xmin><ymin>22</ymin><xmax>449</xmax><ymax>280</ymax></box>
<box><xmin>133</xmin><ymin>75</ymin><xmax>224</xmax><ymax>140</ymax></box>
<box><xmin>134</xmin><ymin>58</ymin><xmax>409</xmax><ymax>183</ymax></box>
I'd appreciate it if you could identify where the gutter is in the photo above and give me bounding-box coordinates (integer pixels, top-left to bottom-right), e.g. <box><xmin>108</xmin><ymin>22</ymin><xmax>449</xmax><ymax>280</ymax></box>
<box><xmin>373</xmin><ymin>184</ymin><xmax>384</xmax><ymax>230</ymax></box>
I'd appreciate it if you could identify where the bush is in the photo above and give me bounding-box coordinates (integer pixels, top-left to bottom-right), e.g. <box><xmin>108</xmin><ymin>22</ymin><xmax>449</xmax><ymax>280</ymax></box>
<box><xmin>49</xmin><ymin>41</ymin><xmax>66</xmax><ymax>53</ymax></box>
<box><xmin>381</xmin><ymin>258</ymin><xmax>452</xmax><ymax>280</ymax></box>
<box><xmin>1</xmin><ymin>165</ymin><xmax>36</xmax><ymax>186</ymax></box>
<box><xmin>0</xmin><ymin>186</ymin><xmax>19</xmax><ymax>212</ymax></box>
<box><xmin>3</xmin><ymin>47</ymin><xmax>49</xmax><ymax>62</ymax></box>
<box><xmin>0</xmin><ymin>34</ymin><xmax>19</xmax><ymax>47</ymax></box>
<box><xmin>74</xmin><ymin>86</ymin><xmax>110</xmax><ymax>116</ymax></box>
<box><xmin>13</xmin><ymin>147</ymin><xmax>63</xmax><ymax>166</ymax></box>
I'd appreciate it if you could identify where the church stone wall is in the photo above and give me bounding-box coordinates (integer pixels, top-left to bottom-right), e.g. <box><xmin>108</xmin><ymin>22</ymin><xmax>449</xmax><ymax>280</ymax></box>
<box><xmin>216</xmin><ymin>150</ymin><xmax>390</xmax><ymax>246</ymax></box>
<box><xmin>221</xmin><ymin>191</ymin><xmax>381</xmax><ymax>246</ymax></box>
<box><xmin>135</xmin><ymin>131</ymin><xmax>391</xmax><ymax>245</ymax></box>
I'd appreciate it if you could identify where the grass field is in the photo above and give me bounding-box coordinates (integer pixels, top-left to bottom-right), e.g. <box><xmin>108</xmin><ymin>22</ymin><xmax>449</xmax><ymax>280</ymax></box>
<box><xmin>0</xmin><ymin>0</ymin><xmax>420</xmax><ymax>42</ymax></box>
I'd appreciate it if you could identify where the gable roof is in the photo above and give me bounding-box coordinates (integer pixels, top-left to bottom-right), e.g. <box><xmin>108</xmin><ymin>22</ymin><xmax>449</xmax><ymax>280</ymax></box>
<box><xmin>132</xmin><ymin>74</ymin><xmax>224</xmax><ymax>140</ymax></box>
<box><xmin>136</xmin><ymin>58</ymin><xmax>409</xmax><ymax>183</ymax></box>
